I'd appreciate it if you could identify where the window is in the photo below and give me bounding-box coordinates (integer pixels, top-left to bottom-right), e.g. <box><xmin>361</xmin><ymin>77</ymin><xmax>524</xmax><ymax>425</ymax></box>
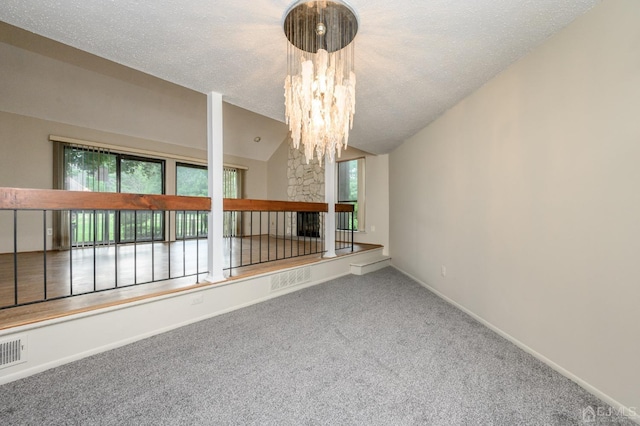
<box><xmin>223</xmin><ymin>166</ymin><xmax>243</xmax><ymax>237</ymax></box>
<box><xmin>63</xmin><ymin>146</ymin><xmax>117</xmax><ymax>192</ymax></box>
<box><xmin>175</xmin><ymin>163</ymin><xmax>245</xmax><ymax>238</ymax></box>
<box><xmin>61</xmin><ymin>145</ymin><xmax>165</xmax><ymax>246</ymax></box>
<box><xmin>118</xmin><ymin>156</ymin><xmax>164</xmax><ymax>243</ymax></box>
<box><xmin>175</xmin><ymin>164</ymin><xmax>241</xmax><ymax>198</ymax></box>
<box><xmin>337</xmin><ymin>158</ymin><xmax>364</xmax><ymax>231</ymax></box>
<box><xmin>176</xmin><ymin>163</ymin><xmax>208</xmax><ymax>197</ymax></box>
<box><xmin>176</xmin><ymin>163</ymin><xmax>208</xmax><ymax>239</ymax></box>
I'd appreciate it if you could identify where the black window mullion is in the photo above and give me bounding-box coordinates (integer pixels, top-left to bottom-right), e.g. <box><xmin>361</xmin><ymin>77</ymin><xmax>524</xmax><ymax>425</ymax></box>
<box><xmin>117</xmin><ymin>154</ymin><xmax>165</xmax><ymax>243</ymax></box>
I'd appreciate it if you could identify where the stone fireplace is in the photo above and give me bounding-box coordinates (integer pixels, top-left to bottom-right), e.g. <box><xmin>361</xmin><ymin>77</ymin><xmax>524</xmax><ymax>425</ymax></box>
<box><xmin>286</xmin><ymin>144</ymin><xmax>324</xmax><ymax>237</ymax></box>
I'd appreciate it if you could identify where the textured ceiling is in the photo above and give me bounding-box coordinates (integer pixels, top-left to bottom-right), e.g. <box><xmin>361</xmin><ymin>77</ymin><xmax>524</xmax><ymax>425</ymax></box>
<box><xmin>0</xmin><ymin>0</ymin><xmax>600</xmax><ymax>156</ymax></box>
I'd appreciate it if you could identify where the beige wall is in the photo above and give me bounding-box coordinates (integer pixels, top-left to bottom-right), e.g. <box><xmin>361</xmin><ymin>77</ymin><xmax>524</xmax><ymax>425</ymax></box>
<box><xmin>390</xmin><ymin>0</ymin><xmax>640</xmax><ymax>412</ymax></box>
<box><xmin>0</xmin><ymin>24</ymin><xmax>206</xmax><ymax>149</ymax></box>
<box><xmin>266</xmin><ymin>138</ymin><xmax>290</xmax><ymax>201</ymax></box>
<box><xmin>223</xmin><ymin>154</ymin><xmax>269</xmax><ymax>237</ymax></box>
<box><xmin>223</xmin><ymin>154</ymin><xmax>267</xmax><ymax>200</ymax></box>
<box><xmin>0</xmin><ymin>23</ymin><xmax>208</xmax><ymax>253</ymax></box>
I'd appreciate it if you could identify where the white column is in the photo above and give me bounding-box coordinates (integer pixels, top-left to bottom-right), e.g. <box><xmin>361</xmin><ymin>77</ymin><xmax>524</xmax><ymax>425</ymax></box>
<box><xmin>323</xmin><ymin>158</ymin><xmax>336</xmax><ymax>258</ymax></box>
<box><xmin>206</xmin><ymin>92</ymin><xmax>226</xmax><ymax>282</ymax></box>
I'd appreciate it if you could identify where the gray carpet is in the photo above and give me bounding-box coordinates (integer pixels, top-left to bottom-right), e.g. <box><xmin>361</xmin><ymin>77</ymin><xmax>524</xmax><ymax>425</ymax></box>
<box><xmin>0</xmin><ymin>267</ymin><xmax>634</xmax><ymax>425</ymax></box>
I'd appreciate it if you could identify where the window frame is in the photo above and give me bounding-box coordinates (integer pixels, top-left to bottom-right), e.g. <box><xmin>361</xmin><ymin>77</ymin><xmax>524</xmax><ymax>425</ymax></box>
<box><xmin>60</xmin><ymin>145</ymin><xmax>166</xmax><ymax>245</ymax></box>
<box><xmin>176</xmin><ymin>162</ymin><xmax>208</xmax><ymax>197</ymax></box>
<box><xmin>336</xmin><ymin>157</ymin><xmax>365</xmax><ymax>232</ymax></box>
<box><xmin>175</xmin><ymin>162</ymin><xmax>209</xmax><ymax>240</ymax></box>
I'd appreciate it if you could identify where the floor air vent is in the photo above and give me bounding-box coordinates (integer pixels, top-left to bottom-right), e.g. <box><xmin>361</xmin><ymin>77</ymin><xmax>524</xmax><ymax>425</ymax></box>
<box><xmin>0</xmin><ymin>335</ymin><xmax>27</xmax><ymax>370</ymax></box>
<box><xmin>271</xmin><ymin>267</ymin><xmax>311</xmax><ymax>292</ymax></box>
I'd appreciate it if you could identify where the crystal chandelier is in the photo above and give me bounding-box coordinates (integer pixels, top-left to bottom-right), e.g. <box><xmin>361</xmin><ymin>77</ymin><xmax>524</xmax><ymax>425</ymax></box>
<box><xmin>284</xmin><ymin>0</ymin><xmax>358</xmax><ymax>165</ymax></box>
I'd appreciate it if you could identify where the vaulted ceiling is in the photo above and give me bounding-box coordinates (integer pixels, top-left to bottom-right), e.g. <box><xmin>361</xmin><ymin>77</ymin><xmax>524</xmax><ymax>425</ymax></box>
<box><xmin>0</xmin><ymin>0</ymin><xmax>599</xmax><ymax>157</ymax></box>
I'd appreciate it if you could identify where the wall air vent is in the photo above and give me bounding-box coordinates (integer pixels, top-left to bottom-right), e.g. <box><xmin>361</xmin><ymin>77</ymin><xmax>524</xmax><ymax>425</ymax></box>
<box><xmin>270</xmin><ymin>267</ymin><xmax>311</xmax><ymax>292</ymax></box>
<box><xmin>0</xmin><ymin>335</ymin><xmax>27</xmax><ymax>370</ymax></box>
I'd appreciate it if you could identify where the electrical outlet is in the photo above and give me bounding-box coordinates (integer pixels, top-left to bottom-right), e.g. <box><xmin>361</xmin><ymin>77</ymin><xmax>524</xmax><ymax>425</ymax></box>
<box><xmin>191</xmin><ymin>294</ymin><xmax>203</xmax><ymax>305</ymax></box>
<box><xmin>370</xmin><ymin>225</ymin><xmax>376</xmax><ymax>232</ymax></box>
<box><xmin>441</xmin><ymin>265</ymin><xmax>446</xmax><ymax>277</ymax></box>
<box><xmin>47</xmin><ymin>228</ymin><xmax>53</xmax><ymax>236</ymax></box>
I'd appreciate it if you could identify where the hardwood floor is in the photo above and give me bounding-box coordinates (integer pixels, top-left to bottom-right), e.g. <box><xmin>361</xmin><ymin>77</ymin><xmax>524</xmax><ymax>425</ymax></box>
<box><xmin>0</xmin><ymin>237</ymin><xmax>380</xmax><ymax>330</ymax></box>
<box><xmin>0</xmin><ymin>240</ymin><xmax>209</xmax><ymax>309</ymax></box>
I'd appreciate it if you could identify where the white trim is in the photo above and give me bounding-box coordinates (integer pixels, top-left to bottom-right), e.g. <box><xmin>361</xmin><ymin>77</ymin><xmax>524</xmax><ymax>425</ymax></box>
<box><xmin>391</xmin><ymin>265</ymin><xmax>640</xmax><ymax>425</ymax></box>
<box><xmin>49</xmin><ymin>136</ymin><xmax>251</xmax><ymax>171</ymax></box>
<box><xmin>223</xmin><ymin>163</ymin><xmax>248</xmax><ymax>171</ymax></box>
<box><xmin>205</xmin><ymin>92</ymin><xmax>226</xmax><ymax>283</ymax></box>
<box><xmin>323</xmin><ymin>159</ymin><xmax>336</xmax><ymax>258</ymax></box>
<box><xmin>49</xmin><ymin>134</ymin><xmax>206</xmax><ymax>165</ymax></box>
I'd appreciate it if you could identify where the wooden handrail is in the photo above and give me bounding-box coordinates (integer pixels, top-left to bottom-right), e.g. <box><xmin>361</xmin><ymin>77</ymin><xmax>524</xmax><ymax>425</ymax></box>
<box><xmin>0</xmin><ymin>188</ymin><xmax>210</xmax><ymax>211</ymax></box>
<box><xmin>224</xmin><ymin>199</ymin><xmax>325</xmax><ymax>212</ymax></box>
<box><xmin>335</xmin><ymin>203</ymin><xmax>355</xmax><ymax>213</ymax></box>
<box><xmin>224</xmin><ymin>198</ymin><xmax>354</xmax><ymax>213</ymax></box>
<box><xmin>0</xmin><ymin>188</ymin><xmax>354</xmax><ymax>213</ymax></box>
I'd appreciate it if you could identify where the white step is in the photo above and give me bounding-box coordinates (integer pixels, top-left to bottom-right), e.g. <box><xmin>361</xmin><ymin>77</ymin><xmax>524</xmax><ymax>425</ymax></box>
<box><xmin>350</xmin><ymin>256</ymin><xmax>391</xmax><ymax>275</ymax></box>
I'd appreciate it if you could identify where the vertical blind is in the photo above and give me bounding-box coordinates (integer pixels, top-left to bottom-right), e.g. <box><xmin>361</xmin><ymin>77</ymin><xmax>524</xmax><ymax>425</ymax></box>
<box><xmin>223</xmin><ymin>166</ymin><xmax>243</xmax><ymax>237</ymax></box>
<box><xmin>223</xmin><ymin>166</ymin><xmax>242</xmax><ymax>199</ymax></box>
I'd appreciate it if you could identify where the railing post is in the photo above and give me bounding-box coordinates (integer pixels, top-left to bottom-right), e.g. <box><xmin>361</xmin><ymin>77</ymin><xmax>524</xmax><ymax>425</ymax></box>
<box><xmin>13</xmin><ymin>210</ymin><xmax>18</xmax><ymax>306</ymax></box>
<box><xmin>351</xmin><ymin>208</ymin><xmax>354</xmax><ymax>251</ymax></box>
<box><xmin>324</xmin><ymin>159</ymin><xmax>336</xmax><ymax>258</ymax></box>
<box><xmin>206</xmin><ymin>91</ymin><xmax>227</xmax><ymax>282</ymax></box>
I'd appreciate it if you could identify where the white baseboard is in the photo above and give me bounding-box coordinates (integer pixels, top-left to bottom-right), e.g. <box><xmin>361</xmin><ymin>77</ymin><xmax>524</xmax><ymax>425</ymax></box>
<box><xmin>392</xmin><ymin>265</ymin><xmax>640</xmax><ymax>425</ymax></box>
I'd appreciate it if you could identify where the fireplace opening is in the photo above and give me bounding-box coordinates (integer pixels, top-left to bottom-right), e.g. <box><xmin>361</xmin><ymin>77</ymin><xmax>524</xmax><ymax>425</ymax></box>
<box><xmin>297</xmin><ymin>212</ymin><xmax>320</xmax><ymax>238</ymax></box>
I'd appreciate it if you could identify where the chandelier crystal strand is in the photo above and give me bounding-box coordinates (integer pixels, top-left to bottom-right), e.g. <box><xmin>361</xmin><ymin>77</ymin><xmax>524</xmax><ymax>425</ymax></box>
<box><xmin>284</xmin><ymin>0</ymin><xmax>358</xmax><ymax>166</ymax></box>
